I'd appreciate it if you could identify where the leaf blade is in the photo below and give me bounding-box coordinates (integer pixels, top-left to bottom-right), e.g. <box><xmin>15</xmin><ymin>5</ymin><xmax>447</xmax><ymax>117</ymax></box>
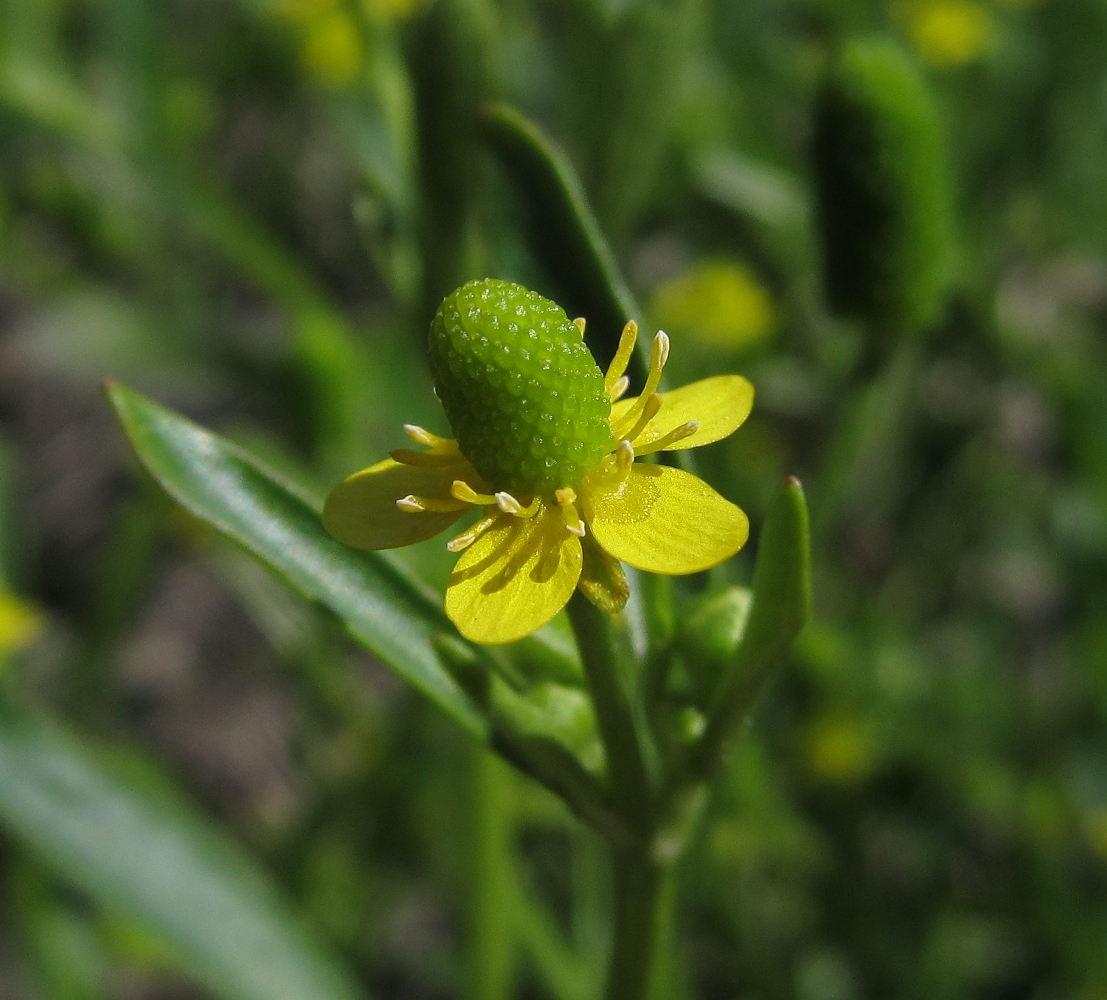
<box><xmin>0</xmin><ymin>695</ymin><xmax>365</xmax><ymax>1000</ymax></box>
<box><xmin>106</xmin><ymin>381</ymin><xmax>487</xmax><ymax>738</ymax></box>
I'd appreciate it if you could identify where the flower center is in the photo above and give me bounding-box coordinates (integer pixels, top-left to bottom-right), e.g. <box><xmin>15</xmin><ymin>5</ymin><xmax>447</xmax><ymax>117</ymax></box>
<box><xmin>428</xmin><ymin>279</ymin><xmax>613</xmax><ymax>495</ymax></box>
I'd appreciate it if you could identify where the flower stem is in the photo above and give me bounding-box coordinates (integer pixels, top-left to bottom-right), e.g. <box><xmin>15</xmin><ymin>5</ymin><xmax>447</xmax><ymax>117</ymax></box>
<box><xmin>567</xmin><ymin>592</ymin><xmax>653</xmax><ymax>831</ymax></box>
<box><xmin>605</xmin><ymin>849</ymin><xmax>674</xmax><ymax>1000</ymax></box>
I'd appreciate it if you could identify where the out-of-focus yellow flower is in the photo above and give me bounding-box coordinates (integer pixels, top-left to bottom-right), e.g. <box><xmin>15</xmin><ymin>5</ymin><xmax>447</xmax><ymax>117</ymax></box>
<box><xmin>324</xmin><ymin>280</ymin><xmax>753</xmax><ymax>645</ymax></box>
<box><xmin>301</xmin><ymin>9</ymin><xmax>363</xmax><ymax>88</ymax></box>
<box><xmin>1085</xmin><ymin>808</ymin><xmax>1107</xmax><ymax>862</ymax></box>
<box><xmin>903</xmin><ymin>0</ymin><xmax>997</xmax><ymax>68</ymax></box>
<box><xmin>0</xmin><ymin>589</ymin><xmax>44</xmax><ymax>660</ymax></box>
<box><xmin>805</xmin><ymin>715</ymin><xmax>872</xmax><ymax>785</ymax></box>
<box><xmin>652</xmin><ymin>261</ymin><xmax>775</xmax><ymax>352</ymax></box>
<box><xmin>364</xmin><ymin>0</ymin><xmax>432</xmax><ymax>18</ymax></box>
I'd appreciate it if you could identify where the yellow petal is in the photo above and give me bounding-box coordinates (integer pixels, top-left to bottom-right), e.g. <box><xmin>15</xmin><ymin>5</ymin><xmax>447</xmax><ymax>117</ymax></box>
<box><xmin>323</xmin><ymin>458</ymin><xmax>468</xmax><ymax>550</ymax></box>
<box><xmin>610</xmin><ymin>375</ymin><xmax>754</xmax><ymax>451</ymax></box>
<box><xmin>583</xmin><ymin>464</ymin><xmax>748</xmax><ymax>574</ymax></box>
<box><xmin>446</xmin><ymin>506</ymin><xmax>583</xmax><ymax>645</ymax></box>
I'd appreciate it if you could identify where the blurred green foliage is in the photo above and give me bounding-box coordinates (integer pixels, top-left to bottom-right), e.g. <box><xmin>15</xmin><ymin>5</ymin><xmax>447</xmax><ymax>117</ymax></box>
<box><xmin>0</xmin><ymin>0</ymin><xmax>1105</xmax><ymax>999</ymax></box>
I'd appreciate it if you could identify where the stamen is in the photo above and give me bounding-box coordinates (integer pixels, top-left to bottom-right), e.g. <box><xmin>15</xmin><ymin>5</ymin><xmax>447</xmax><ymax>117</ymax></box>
<box><xmin>451</xmin><ymin>480</ymin><xmax>497</xmax><ymax>505</ymax></box>
<box><xmin>555</xmin><ymin>487</ymin><xmax>586</xmax><ymax>537</ymax></box>
<box><xmin>622</xmin><ymin>392</ymin><xmax>662</xmax><ymax>446</ymax></box>
<box><xmin>616</xmin><ymin>440</ymin><xmax>635</xmax><ymax>473</ymax></box>
<box><xmin>611</xmin><ymin>331</ymin><xmax>669</xmax><ymax>439</ymax></box>
<box><xmin>635</xmin><ymin>419</ymin><xmax>700</xmax><ymax>455</ymax></box>
<box><xmin>402</xmin><ymin>424</ymin><xmax>455</xmax><ymax>450</ymax></box>
<box><xmin>397</xmin><ymin>494</ymin><xmax>467</xmax><ymax>514</ymax></box>
<box><xmin>446</xmin><ymin>514</ymin><xmax>498</xmax><ymax>553</ymax></box>
<box><xmin>603</xmin><ymin>321</ymin><xmax>639</xmax><ymax>393</ymax></box>
<box><xmin>391</xmin><ymin>448</ymin><xmax>460</xmax><ymax>467</ymax></box>
<box><xmin>494</xmin><ymin>492</ymin><xmax>541</xmax><ymax>518</ymax></box>
<box><xmin>573</xmin><ymin>317</ymin><xmax>586</xmax><ymax>336</ymax></box>
<box><xmin>609</xmin><ymin>375</ymin><xmax>630</xmax><ymax>402</ymax></box>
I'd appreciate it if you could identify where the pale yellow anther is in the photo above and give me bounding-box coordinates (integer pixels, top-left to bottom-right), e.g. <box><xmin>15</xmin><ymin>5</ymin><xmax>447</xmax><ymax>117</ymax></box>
<box><xmin>446</xmin><ymin>514</ymin><xmax>497</xmax><ymax>553</ymax></box>
<box><xmin>398</xmin><ymin>494</ymin><xmax>467</xmax><ymax>514</ymax></box>
<box><xmin>604</xmin><ymin>320</ymin><xmax>639</xmax><ymax>393</ymax></box>
<box><xmin>555</xmin><ymin>488</ymin><xmax>586</xmax><ymax>537</ymax></box>
<box><xmin>613</xmin><ymin>331</ymin><xmax>670</xmax><ymax>438</ymax></box>
<box><xmin>609</xmin><ymin>375</ymin><xmax>630</xmax><ymax>402</ymax></box>
<box><xmin>451</xmin><ymin>480</ymin><xmax>496</xmax><ymax>505</ymax></box>
<box><xmin>495</xmin><ymin>492</ymin><xmax>540</xmax><ymax>518</ymax></box>
<box><xmin>401</xmin><ymin>426</ymin><xmax>458</xmax><ymax>452</ymax></box>
<box><xmin>623</xmin><ymin>392</ymin><xmax>662</xmax><ymax>446</ymax></box>
<box><xmin>616</xmin><ymin>440</ymin><xmax>635</xmax><ymax>472</ymax></box>
<box><xmin>573</xmin><ymin>317</ymin><xmax>586</xmax><ymax>336</ymax></box>
<box><xmin>635</xmin><ymin>419</ymin><xmax>700</xmax><ymax>456</ymax></box>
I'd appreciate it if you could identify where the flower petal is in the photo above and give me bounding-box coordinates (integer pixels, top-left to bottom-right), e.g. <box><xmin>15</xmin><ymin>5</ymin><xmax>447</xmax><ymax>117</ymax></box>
<box><xmin>583</xmin><ymin>464</ymin><xmax>748</xmax><ymax>574</ymax></box>
<box><xmin>446</xmin><ymin>506</ymin><xmax>583</xmax><ymax>644</ymax></box>
<box><xmin>323</xmin><ymin>458</ymin><xmax>468</xmax><ymax>550</ymax></box>
<box><xmin>610</xmin><ymin>375</ymin><xmax>754</xmax><ymax>451</ymax></box>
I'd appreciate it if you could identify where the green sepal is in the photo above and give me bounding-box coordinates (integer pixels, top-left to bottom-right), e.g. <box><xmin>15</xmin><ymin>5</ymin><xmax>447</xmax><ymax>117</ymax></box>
<box><xmin>578</xmin><ymin>534</ymin><xmax>631</xmax><ymax>615</ymax></box>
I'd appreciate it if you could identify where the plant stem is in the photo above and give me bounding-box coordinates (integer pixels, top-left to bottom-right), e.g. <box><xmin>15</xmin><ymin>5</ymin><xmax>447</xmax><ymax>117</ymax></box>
<box><xmin>605</xmin><ymin>850</ymin><xmax>673</xmax><ymax>1000</ymax></box>
<box><xmin>566</xmin><ymin>593</ymin><xmax>653</xmax><ymax>830</ymax></box>
<box><xmin>466</xmin><ymin>746</ymin><xmax>515</xmax><ymax>1000</ymax></box>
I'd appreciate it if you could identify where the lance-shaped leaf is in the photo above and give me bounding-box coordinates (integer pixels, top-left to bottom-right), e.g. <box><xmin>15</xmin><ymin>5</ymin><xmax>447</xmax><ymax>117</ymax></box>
<box><xmin>681</xmin><ymin>476</ymin><xmax>812</xmax><ymax>784</ymax></box>
<box><xmin>106</xmin><ymin>382</ymin><xmax>487</xmax><ymax>738</ymax></box>
<box><xmin>0</xmin><ymin>693</ymin><xmax>365</xmax><ymax>1000</ymax></box>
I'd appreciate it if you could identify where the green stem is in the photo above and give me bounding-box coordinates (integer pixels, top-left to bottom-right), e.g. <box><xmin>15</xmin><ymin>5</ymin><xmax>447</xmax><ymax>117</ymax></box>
<box><xmin>605</xmin><ymin>850</ymin><xmax>673</xmax><ymax>1000</ymax></box>
<box><xmin>465</xmin><ymin>746</ymin><xmax>515</xmax><ymax>1000</ymax></box>
<box><xmin>566</xmin><ymin>593</ymin><xmax>653</xmax><ymax>830</ymax></box>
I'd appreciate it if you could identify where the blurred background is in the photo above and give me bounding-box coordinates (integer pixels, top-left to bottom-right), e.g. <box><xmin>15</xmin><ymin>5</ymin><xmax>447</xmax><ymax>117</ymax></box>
<box><xmin>0</xmin><ymin>0</ymin><xmax>1106</xmax><ymax>998</ymax></box>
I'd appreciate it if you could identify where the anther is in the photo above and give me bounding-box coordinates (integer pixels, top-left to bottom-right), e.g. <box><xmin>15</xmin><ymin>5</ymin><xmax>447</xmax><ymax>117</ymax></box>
<box><xmin>616</xmin><ymin>440</ymin><xmax>635</xmax><ymax>473</ymax></box>
<box><xmin>555</xmin><ymin>488</ymin><xmax>586</xmax><ymax>537</ymax></box>
<box><xmin>446</xmin><ymin>515</ymin><xmax>498</xmax><ymax>553</ymax></box>
<box><xmin>573</xmin><ymin>317</ymin><xmax>586</xmax><ymax>336</ymax></box>
<box><xmin>494</xmin><ymin>492</ymin><xmax>540</xmax><ymax>518</ymax></box>
<box><xmin>604</xmin><ymin>321</ymin><xmax>639</xmax><ymax>393</ymax></box>
<box><xmin>613</xmin><ymin>331</ymin><xmax>670</xmax><ymax>438</ymax></box>
<box><xmin>609</xmin><ymin>375</ymin><xmax>630</xmax><ymax>402</ymax></box>
<box><xmin>397</xmin><ymin>494</ymin><xmax>467</xmax><ymax>513</ymax></box>
<box><xmin>402</xmin><ymin>425</ymin><xmax>458</xmax><ymax>451</ymax></box>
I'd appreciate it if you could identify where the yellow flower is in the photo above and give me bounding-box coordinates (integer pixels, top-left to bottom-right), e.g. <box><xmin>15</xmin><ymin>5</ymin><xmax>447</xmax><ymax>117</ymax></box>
<box><xmin>652</xmin><ymin>261</ymin><xmax>776</xmax><ymax>352</ymax></box>
<box><xmin>324</xmin><ymin>292</ymin><xmax>753</xmax><ymax>645</ymax></box>
<box><xmin>903</xmin><ymin>0</ymin><xmax>997</xmax><ymax>68</ymax></box>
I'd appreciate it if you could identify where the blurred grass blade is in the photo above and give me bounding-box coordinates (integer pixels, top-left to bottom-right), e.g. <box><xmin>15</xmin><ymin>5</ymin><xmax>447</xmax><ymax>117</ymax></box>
<box><xmin>684</xmin><ymin>477</ymin><xmax>811</xmax><ymax>784</ymax></box>
<box><xmin>481</xmin><ymin>103</ymin><xmax>642</xmax><ymax>378</ymax></box>
<box><xmin>106</xmin><ymin>382</ymin><xmax>488</xmax><ymax>739</ymax></box>
<box><xmin>0</xmin><ymin>694</ymin><xmax>366</xmax><ymax>1000</ymax></box>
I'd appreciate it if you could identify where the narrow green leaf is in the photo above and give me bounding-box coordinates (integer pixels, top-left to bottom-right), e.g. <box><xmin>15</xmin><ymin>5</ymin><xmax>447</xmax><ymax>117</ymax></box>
<box><xmin>683</xmin><ymin>477</ymin><xmax>812</xmax><ymax>784</ymax></box>
<box><xmin>106</xmin><ymin>382</ymin><xmax>488</xmax><ymax>739</ymax></box>
<box><xmin>481</xmin><ymin>103</ymin><xmax>643</xmax><ymax>379</ymax></box>
<box><xmin>0</xmin><ymin>694</ymin><xmax>365</xmax><ymax>1000</ymax></box>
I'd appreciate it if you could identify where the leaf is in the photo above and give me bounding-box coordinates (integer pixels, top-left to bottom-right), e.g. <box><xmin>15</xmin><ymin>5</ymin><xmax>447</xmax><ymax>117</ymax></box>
<box><xmin>481</xmin><ymin>103</ymin><xmax>644</xmax><ymax>380</ymax></box>
<box><xmin>106</xmin><ymin>382</ymin><xmax>488</xmax><ymax>739</ymax></box>
<box><xmin>683</xmin><ymin>476</ymin><xmax>812</xmax><ymax>783</ymax></box>
<box><xmin>0</xmin><ymin>694</ymin><xmax>366</xmax><ymax>1000</ymax></box>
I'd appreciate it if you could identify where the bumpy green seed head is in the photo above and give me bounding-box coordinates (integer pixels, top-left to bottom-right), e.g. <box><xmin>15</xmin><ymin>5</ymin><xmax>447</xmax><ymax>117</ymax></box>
<box><xmin>813</xmin><ymin>38</ymin><xmax>955</xmax><ymax>335</ymax></box>
<box><xmin>429</xmin><ymin>279</ymin><xmax>613</xmax><ymax>494</ymax></box>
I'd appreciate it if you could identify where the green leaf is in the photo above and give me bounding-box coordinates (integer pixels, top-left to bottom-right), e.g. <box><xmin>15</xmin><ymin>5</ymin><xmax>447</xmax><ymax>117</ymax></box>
<box><xmin>0</xmin><ymin>693</ymin><xmax>366</xmax><ymax>1000</ymax></box>
<box><xmin>683</xmin><ymin>477</ymin><xmax>812</xmax><ymax>784</ymax></box>
<box><xmin>106</xmin><ymin>381</ymin><xmax>488</xmax><ymax>739</ymax></box>
<box><xmin>481</xmin><ymin>103</ymin><xmax>643</xmax><ymax>380</ymax></box>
